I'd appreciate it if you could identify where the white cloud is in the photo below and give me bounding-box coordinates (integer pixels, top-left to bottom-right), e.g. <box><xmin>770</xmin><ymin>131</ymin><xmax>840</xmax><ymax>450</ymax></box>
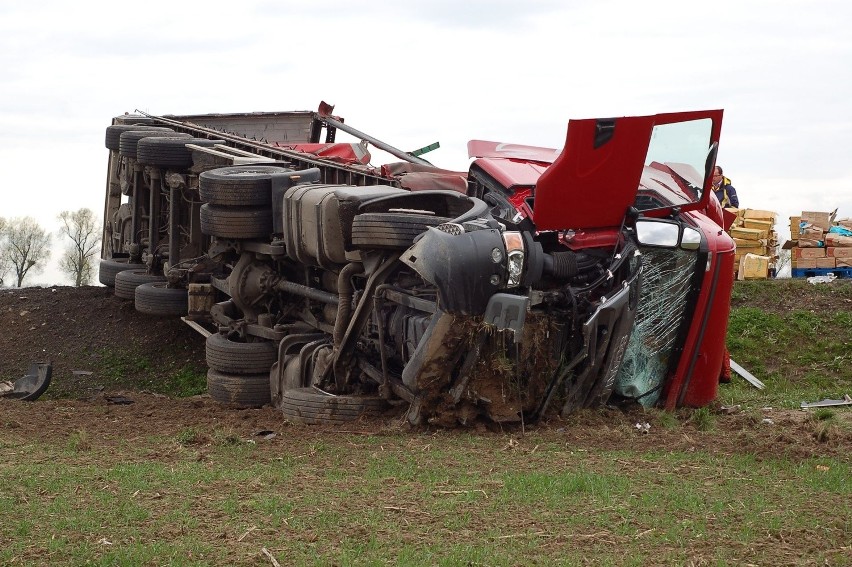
<box><xmin>2</xmin><ymin>0</ymin><xmax>852</xmax><ymax>286</ymax></box>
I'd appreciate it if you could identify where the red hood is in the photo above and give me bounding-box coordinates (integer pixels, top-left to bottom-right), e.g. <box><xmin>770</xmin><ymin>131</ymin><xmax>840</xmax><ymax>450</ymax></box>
<box><xmin>470</xmin><ymin>157</ymin><xmax>550</xmax><ymax>190</ymax></box>
<box><xmin>467</xmin><ymin>140</ymin><xmax>560</xmax><ymax>163</ymax></box>
<box><xmin>532</xmin><ymin>110</ymin><xmax>723</xmax><ymax>231</ymax></box>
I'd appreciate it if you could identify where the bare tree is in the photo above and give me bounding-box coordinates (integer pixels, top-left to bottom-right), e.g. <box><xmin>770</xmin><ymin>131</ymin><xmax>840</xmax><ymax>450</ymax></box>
<box><xmin>0</xmin><ymin>217</ymin><xmax>10</xmax><ymax>286</ymax></box>
<box><xmin>0</xmin><ymin>217</ymin><xmax>51</xmax><ymax>287</ymax></box>
<box><xmin>57</xmin><ymin>208</ymin><xmax>102</xmax><ymax>287</ymax></box>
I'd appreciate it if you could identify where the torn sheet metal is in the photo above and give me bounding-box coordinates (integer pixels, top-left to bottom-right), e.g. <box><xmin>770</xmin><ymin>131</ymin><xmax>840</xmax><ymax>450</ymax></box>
<box><xmin>801</xmin><ymin>394</ymin><xmax>852</xmax><ymax>409</ymax></box>
<box><xmin>729</xmin><ymin>359</ymin><xmax>765</xmax><ymax>390</ymax></box>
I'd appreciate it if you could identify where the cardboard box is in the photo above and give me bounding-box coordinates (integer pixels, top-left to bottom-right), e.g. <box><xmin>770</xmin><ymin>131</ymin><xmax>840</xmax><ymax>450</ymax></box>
<box><xmin>789</xmin><ymin>215</ymin><xmax>801</xmax><ymax>239</ymax></box>
<box><xmin>826</xmin><ymin>247</ymin><xmax>852</xmax><ymax>258</ymax></box>
<box><xmin>738</xmin><ymin>253</ymin><xmax>769</xmax><ymax>280</ymax></box>
<box><xmin>801</xmin><ymin>211</ymin><xmax>835</xmax><ymax>231</ymax></box>
<box><xmin>825</xmin><ymin>233</ymin><xmax>852</xmax><ymax>247</ymax></box>
<box><xmin>743</xmin><ymin>219</ymin><xmax>774</xmax><ymax>232</ymax></box>
<box><xmin>733</xmin><ymin>238</ymin><xmax>765</xmax><ymax>250</ymax></box>
<box><xmin>799</xmin><ymin>224</ymin><xmax>824</xmax><ymax>237</ymax></box>
<box><xmin>794</xmin><ymin>258</ymin><xmax>817</xmax><ymax>269</ymax></box>
<box><xmin>837</xmin><ymin>217</ymin><xmax>852</xmax><ymax>230</ymax></box>
<box><xmin>837</xmin><ymin>257</ymin><xmax>852</xmax><ymax>268</ymax></box>
<box><xmin>793</xmin><ymin>247</ymin><xmax>826</xmax><ymax>259</ymax></box>
<box><xmin>743</xmin><ymin>209</ymin><xmax>777</xmax><ymax>221</ymax></box>
<box><xmin>797</xmin><ymin>238</ymin><xmax>822</xmax><ymax>248</ymax></box>
<box><xmin>816</xmin><ymin>257</ymin><xmax>837</xmax><ymax>269</ymax></box>
<box><xmin>730</xmin><ymin>226</ymin><xmax>767</xmax><ymax>240</ymax></box>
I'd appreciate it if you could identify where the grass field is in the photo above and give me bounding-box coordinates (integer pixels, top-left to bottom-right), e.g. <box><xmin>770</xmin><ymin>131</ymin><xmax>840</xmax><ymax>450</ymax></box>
<box><xmin>1</xmin><ymin>421</ymin><xmax>849</xmax><ymax>566</ymax></box>
<box><xmin>1</xmin><ymin>280</ymin><xmax>850</xmax><ymax>565</ymax></box>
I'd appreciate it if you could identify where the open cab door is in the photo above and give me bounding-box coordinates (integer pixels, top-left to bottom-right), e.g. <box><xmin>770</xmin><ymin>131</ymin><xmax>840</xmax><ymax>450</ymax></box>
<box><xmin>533</xmin><ymin>110</ymin><xmax>723</xmax><ymax>230</ymax></box>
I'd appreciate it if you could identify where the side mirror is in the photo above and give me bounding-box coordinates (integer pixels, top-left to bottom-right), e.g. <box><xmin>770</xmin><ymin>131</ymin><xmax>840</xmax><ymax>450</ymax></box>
<box><xmin>635</xmin><ymin>219</ymin><xmax>679</xmax><ymax>247</ymax></box>
<box><xmin>635</xmin><ymin>219</ymin><xmax>703</xmax><ymax>250</ymax></box>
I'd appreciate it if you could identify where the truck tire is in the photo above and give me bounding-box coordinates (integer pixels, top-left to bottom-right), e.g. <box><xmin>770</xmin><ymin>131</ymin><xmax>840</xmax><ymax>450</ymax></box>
<box><xmin>278</xmin><ymin>388</ymin><xmax>388</xmax><ymax>425</ymax></box>
<box><xmin>199</xmin><ymin>165</ymin><xmax>290</xmax><ymax>206</ymax></box>
<box><xmin>199</xmin><ymin>204</ymin><xmax>273</xmax><ymax>239</ymax></box>
<box><xmin>104</xmin><ymin>123</ymin><xmax>158</xmax><ymax>151</ymax></box>
<box><xmin>134</xmin><ymin>282</ymin><xmax>188</xmax><ymax>316</ymax></box>
<box><xmin>205</xmin><ymin>333</ymin><xmax>278</xmax><ymax>375</ymax></box>
<box><xmin>207</xmin><ymin>369</ymin><xmax>271</xmax><ymax>408</ymax></box>
<box><xmin>351</xmin><ymin>212</ymin><xmax>450</xmax><ymax>250</ymax></box>
<box><xmin>119</xmin><ymin>131</ymin><xmax>190</xmax><ymax>159</ymax></box>
<box><xmin>98</xmin><ymin>257</ymin><xmax>145</xmax><ymax>287</ymax></box>
<box><xmin>114</xmin><ymin>269</ymin><xmax>166</xmax><ymax>300</ymax></box>
<box><xmin>137</xmin><ymin>137</ymin><xmax>226</xmax><ymax>168</ymax></box>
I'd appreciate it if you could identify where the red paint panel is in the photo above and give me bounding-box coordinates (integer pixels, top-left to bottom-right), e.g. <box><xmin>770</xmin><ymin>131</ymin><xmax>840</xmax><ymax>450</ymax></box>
<box><xmin>467</xmin><ymin>140</ymin><xmax>560</xmax><ymax>163</ymax></box>
<box><xmin>533</xmin><ymin>115</ymin><xmax>655</xmax><ymax>230</ymax></box>
<box><xmin>533</xmin><ymin>110</ymin><xmax>724</xmax><ymax>231</ymax></box>
<box><xmin>664</xmin><ymin>211</ymin><xmax>736</xmax><ymax>409</ymax></box>
<box><xmin>471</xmin><ymin>157</ymin><xmax>549</xmax><ymax>190</ymax></box>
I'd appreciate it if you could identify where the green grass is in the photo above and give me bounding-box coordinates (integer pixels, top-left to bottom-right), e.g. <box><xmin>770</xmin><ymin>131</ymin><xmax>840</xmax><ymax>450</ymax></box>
<box><xmin>726</xmin><ymin>305</ymin><xmax>852</xmax><ymax>409</ymax></box>
<box><xmin>0</xmin><ymin>431</ymin><xmax>849</xmax><ymax>565</ymax></box>
<box><xmin>92</xmin><ymin>348</ymin><xmax>206</xmax><ymax>397</ymax></box>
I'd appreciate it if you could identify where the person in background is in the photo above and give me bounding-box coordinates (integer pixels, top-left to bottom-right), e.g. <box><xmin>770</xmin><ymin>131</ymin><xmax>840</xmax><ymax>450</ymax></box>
<box><xmin>712</xmin><ymin>165</ymin><xmax>739</xmax><ymax>208</ymax></box>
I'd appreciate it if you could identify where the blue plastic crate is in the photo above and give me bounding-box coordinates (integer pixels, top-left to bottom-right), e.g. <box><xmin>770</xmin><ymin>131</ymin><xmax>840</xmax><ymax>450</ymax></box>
<box><xmin>791</xmin><ymin>267</ymin><xmax>852</xmax><ymax>278</ymax></box>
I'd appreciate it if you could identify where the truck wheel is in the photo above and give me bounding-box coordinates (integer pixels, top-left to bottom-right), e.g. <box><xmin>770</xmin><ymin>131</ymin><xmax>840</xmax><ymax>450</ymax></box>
<box><xmin>199</xmin><ymin>204</ymin><xmax>273</xmax><ymax>239</ymax></box>
<box><xmin>199</xmin><ymin>165</ymin><xmax>290</xmax><ymax>206</ymax></box>
<box><xmin>278</xmin><ymin>388</ymin><xmax>388</xmax><ymax>424</ymax></box>
<box><xmin>351</xmin><ymin>212</ymin><xmax>450</xmax><ymax>250</ymax></box>
<box><xmin>205</xmin><ymin>333</ymin><xmax>278</xmax><ymax>375</ymax></box>
<box><xmin>207</xmin><ymin>369</ymin><xmax>271</xmax><ymax>408</ymax></box>
<box><xmin>134</xmin><ymin>282</ymin><xmax>188</xmax><ymax>316</ymax></box>
<box><xmin>98</xmin><ymin>258</ymin><xmax>145</xmax><ymax>287</ymax></box>
<box><xmin>104</xmin><ymin>123</ymin><xmax>158</xmax><ymax>151</ymax></box>
<box><xmin>114</xmin><ymin>269</ymin><xmax>166</xmax><ymax>300</ymax></box>
<box><xmin>119</xmin><ymin>130</ymin><xmax>190</xmax><ymax>159</ymax></box>
<box><xmin>137</xmin><ymin>137</ymin><xmax>225</xmax><ymax>168</ymax></box>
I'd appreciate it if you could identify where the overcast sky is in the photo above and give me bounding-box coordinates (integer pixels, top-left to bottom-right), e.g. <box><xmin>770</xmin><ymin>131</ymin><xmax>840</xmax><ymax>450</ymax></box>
<box><xmin>1</xmin><ymin>0</ymin><xmax>850</xmax><ymax>286</ymax></box>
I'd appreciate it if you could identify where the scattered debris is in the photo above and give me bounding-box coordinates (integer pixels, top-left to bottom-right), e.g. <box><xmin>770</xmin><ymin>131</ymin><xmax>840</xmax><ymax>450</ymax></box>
<box><xmin>72</xmin><ymin>370</ymin><xmax>94</xmax><ymax>376</ymax></box>
<box><xmin>254</xmin><ymin>430</ymin><xmax>277</xmax><ymax>440</ymax></box>
<box><xmin>729</xmin><ymin>359</ymin><xmax>765</xmax><ymax>390</ymax></box>
<box><xmin>720</xmin><ymin>405</ymin><xmax>741</xmax><ymax>414</ymax></box>
<box><xmin>237</xmin><ymin>525</ymin><xmax>257</xmax><ymax>542</ymax></box>
<box><xmin>104</xmin><ymin>395</ymin><xmax>135</xmax><ymax>405</ymax></box>
<box><xmin>762</xmin><ymin>418</ymin><xmax>774</xmax><ymax>425</ymax></box>
<box><xmin>261</xmin><ymin>547</ymin><xmax>282</xmax><ymax>567</ymax></box>
<box><xmin>634</xmin><ymin>422</ymin><xmax>651</xmax><ymax>434</ymax></box>
<box><xmin>801</xmin><ymin>394</ymin><xmax>852</xmax><ymax>409</ymax></box>
<box><xmin>0</xmin><ymin>362</ymin><xmax>52</xmax><ymax>401</ymax></box>
<box><xmin>807</xmin><ymin>274</ymin><xmax>837</xmax><ymax>285</ymax></box>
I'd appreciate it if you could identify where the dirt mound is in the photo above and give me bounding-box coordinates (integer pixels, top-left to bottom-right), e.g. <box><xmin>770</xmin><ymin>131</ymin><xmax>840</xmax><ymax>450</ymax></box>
<box><xmin>0</xmin><ymin>284</ymin><xmax>850</xmax><ymax>458</ymax></box>
<box><xmin>0</xmin><ymin>286</ymin><xmax>206</xmax><ymax>398</ymax></box>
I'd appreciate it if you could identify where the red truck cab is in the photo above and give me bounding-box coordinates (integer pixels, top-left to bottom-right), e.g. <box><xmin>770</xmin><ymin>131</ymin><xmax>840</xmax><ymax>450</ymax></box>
<box><xmin>466</xmin><ymin>110</ymin><xmax>735</xmax><ymax>412</ymax></box>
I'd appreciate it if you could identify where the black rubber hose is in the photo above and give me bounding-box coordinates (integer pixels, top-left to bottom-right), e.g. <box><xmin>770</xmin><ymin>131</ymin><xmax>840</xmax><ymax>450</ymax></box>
<box><xmin>543</xmin><ymin>251</ymin><xmax>579</xmax><ymax>279</ymax></box>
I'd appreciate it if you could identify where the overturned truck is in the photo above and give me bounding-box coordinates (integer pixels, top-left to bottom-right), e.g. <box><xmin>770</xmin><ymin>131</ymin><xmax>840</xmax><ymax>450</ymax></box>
<box><xmin>100</xmin><ymin>103</ymin><xmax>735</xmax><ymax>426</ymax></box>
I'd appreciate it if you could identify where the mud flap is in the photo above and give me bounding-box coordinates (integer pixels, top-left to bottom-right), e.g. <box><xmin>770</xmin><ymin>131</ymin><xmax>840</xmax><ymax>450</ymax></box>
<box><xmin>0</xmin><ymin>362</ymin><xmax>52</xmax><ymax>401</ymax></box>
<box><xmin>403</xmin><ymin>294</ymin><xmax>534</xmax><ymax>425</ymax></box>
<box><xmin>401</xmin><ymin>312</ymin><xmax>460</xmax><ymax>424</ymax></box>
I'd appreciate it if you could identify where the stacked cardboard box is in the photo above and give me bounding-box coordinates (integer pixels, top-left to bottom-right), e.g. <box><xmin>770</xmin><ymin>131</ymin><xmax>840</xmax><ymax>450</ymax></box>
<box><xmin>788</xmin><ymin>210</ymin><xmax>852</xmax><ymax>272</ymax></box>
<box><xmin>825</xmin><ymin>216</ymin><xmax>852</xmax><ymax>269</ymax></box>
<box><xmin>726</xmin><ymin>208</ymin><xmax>778</xmax><ymax>279</ymax></box>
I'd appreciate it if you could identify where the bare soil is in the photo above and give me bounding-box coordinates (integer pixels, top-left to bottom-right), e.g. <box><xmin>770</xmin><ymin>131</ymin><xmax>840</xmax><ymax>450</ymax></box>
<box><xmin>0</xmin><ymin>284</ymin><xmax>850</xmax><ymax>459</ymax></box>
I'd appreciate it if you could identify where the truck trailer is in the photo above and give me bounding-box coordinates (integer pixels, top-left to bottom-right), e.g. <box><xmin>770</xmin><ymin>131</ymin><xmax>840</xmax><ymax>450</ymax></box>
<box><xmin>99</xmin><ymin>102</ymin><xmax>735</xmax><ymax>426</ymax></box>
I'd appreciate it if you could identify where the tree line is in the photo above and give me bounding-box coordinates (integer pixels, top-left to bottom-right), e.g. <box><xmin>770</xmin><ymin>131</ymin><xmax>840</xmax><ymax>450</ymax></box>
<box><xmin>0</xmin><ymin>208</ymin><xmax>101</xmax><ymax>287</ymax></box>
